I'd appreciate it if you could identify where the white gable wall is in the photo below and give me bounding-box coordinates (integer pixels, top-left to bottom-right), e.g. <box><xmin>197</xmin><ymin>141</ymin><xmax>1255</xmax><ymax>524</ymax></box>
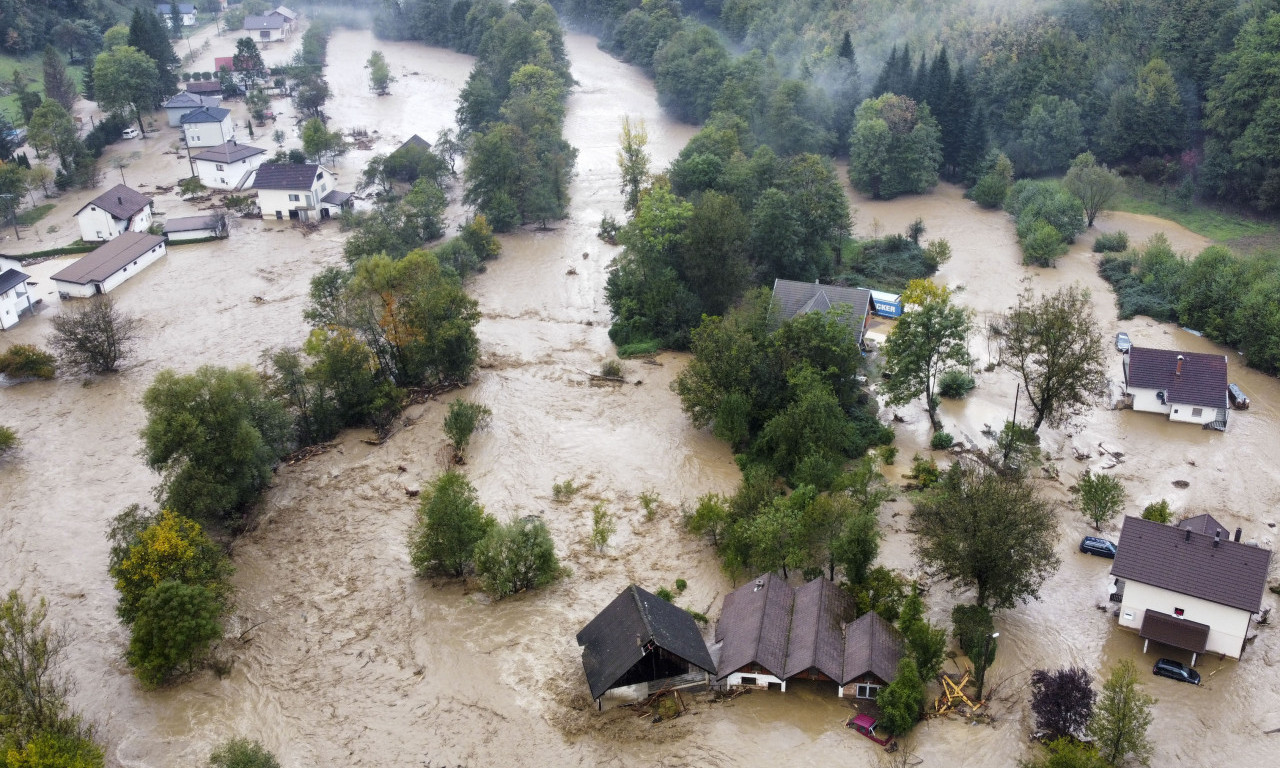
<box><xmin>53</xmin><ymin>241</ymin><xmax>167</xmax><ymax>298</ymax></box>
<box><xmin>1169</xmin><ymin>401</ymin><xmax>1220</xmax><ymax>425</ymax></box>
<box><xmin>0</xmin><ymin>279</ymin><xmax>33</xmax><ymax>329</ymax></box>
<box><xmin>184</xmin><ymin>115</ymin><xmax>236</xmax><ymax>148</ymax></box>
<box><xmin>1117</xmin><ymin>579</ymin><xmax>1253</xmax><ymax>659</ymax></box>
<box><xmin>195</xmin><ymin>153</ymin><xmax>265</xmax><ymax>189</ymax></box>
<box><xmin>76</xmin><ymin>204</ymin><xmax>152</xmax><ymax>242</ymax></box>
<box><xmin>1128</xmin><ymin>386</ymin><xmax>1170</xmax><ymax>416</ymax></box>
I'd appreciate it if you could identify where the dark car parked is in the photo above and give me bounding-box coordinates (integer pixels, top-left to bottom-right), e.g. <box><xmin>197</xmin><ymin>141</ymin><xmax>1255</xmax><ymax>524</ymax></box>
<box><xmin>1153</xmin><ymin>658</ymin><xmax>1201</xmax><ymax>685</ymax></box>
<box><xmin>1080</xmin><ymin>536</ymin><xmax>1117</xmax><ymax>558</ymax></box>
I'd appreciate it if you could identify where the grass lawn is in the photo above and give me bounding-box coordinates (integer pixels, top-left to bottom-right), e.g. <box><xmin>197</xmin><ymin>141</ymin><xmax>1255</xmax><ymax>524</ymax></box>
<box><xmin>0</xmin><ymin>53</ymin><xmax>86</xmax><ymax>124</ymax></box>
<box><xmin>16</xmin><ymin>203</ymin><xmax>54</xmax><ymax>227</ymax></box>
<box><xmin>1112</xmin><ymin>179</ymin><xmax>1278</xmax><ymax>244</ymax></box>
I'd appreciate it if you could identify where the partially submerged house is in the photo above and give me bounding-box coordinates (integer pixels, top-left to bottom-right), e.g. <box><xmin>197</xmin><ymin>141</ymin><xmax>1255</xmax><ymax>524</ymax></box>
<box><xmin>51</xmin><ymin>232</ymin><xmax>167</xmax><ymax>298</ymax></box>
<box><xmin>1123</xmin><ymin>346</ymin><xmax>1229</xmax><ymax>429</ymax></box>
<box><xmin>576</xmin><ymin>585</ymin><xmax>716</xmax><ymax>706</ymax></box>
<box><xmin>771</xmin><ymin>279</ymin><xmax>874</xmax><ymax>346</ymax></box>
<box><xmin>190</xmin><ymin>141</ymin><xmax>267</xmax><ymax>189</ymax></box>
<box><xmin>246</xmin><ymin>163</ymin><xmax>351</xmax><ymax>222</ymax></box>
<box><xmin>181</xmin><ymin>106</ymin><xmax>236</xmax><ymax>148</ymax></box>
<box><xmin>156</xmin><ymin>3</ymin><xmax>196</xmax><ymax>27</ymax></box>
<box><xmin>163</xmin><ymin>92</ymin><xmax>221</xmax><ymax>127</ymax></box>
<box><xmin>269</xmin><ymin>6</ymin><xmax>298</xmax><ymax>26</ymax></box>
<box><xmin>0</xmin><ymin>268</ymin><xmax>36</xmax><ymax>329</ymax></box>
<box><xmin>75</xmin><ymin>184</ymin><xmax>154</xmax><ymax>242</ymax></box>
<box><xmin>164</xmin><ymin>214</ymin><xmax>228</xmax><ymax>241</ymax></box>
<box><xmin>243</xmin><ymin>14</ymin><xmax>289</xmax><ymax>42</ymax></box>
<box><xmin>715</xmin><ymin>573</ymin><xmax>904</xmax><ymax>699</ymax></box>
<box><xmin>1111</xmin><ymin>514</ymin><xmax>1272</xmax><ymax>663</ymax></box>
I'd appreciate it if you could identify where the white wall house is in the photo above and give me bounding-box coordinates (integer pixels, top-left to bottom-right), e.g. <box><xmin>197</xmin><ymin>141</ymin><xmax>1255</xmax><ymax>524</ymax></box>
<box><xmin>181</xmin><ymin>106</ymin><xmax>236</xmax><ymax>148</ymax></box>
<box><xmin>1111</xmin><ymin>515</ymin><xmax>1272</xmax><ymax>664</ymax></box>
<box><xmin>269</xmin><ymin>6</ymin><xmax>298</xmax><ymax>26</ymax></box>
<box><xmin>191</xmin><ymin>141</ymin><xmax>266</xmax><ymax>189</ymax></box>
<box><xmin>1124</xmin><ymin>346</ymin><xmax>1228</xmax><ymax>428</ymax></box>
<box><xmin>0</xmin><ymin>267</ymin><xmax>35</xmax><ymax>329</ymax></box>
<box><xmin>247</xmin><ymin>163</ymin><xmax>352</xmax><ymax>223</ymax></box>
<box><xmin>51</xmin><ymin>232</ymin><xmax>167</xmax><ymax>298</ymax></box>
<box><xmin>156</xmin><ymin>3</ymin><xmax>197</xmax><ymax>27</ymax></box>
<box><xmin>163</xmin><ymin>92</ymin><xmax>221</xmax><ymax>128</ymax></box>
<box><xmin>243</xmin><ymin>15</ymin><xmax>288</xmax><ymax>42</ymax></box>
<box><xmin>75</xmin><ymin>185</ymin><xmax>154</xmax><ymax>242</ymax></box>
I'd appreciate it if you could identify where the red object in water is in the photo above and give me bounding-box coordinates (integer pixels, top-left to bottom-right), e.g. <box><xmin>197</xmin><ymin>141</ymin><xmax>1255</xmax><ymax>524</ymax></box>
<box><xmin>846</xmin><ymin>714</ymin><xmax>891</xmax><ymax>746</ymax></box>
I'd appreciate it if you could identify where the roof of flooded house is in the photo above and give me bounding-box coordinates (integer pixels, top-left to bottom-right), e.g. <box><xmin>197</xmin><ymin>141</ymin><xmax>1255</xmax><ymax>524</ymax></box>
<box><xmin>214</xmin><ymin>56</ymin><xmax>234</xmax><ymax>72</ymax></box>
<box><xmin>252</xmin><ymin>163</ymin><xmax>325</xmax><ymax>190</ymax></box>
<box><xmin>772</xmin><ymin>279</ymin><xmax>872</xmax><ymax>336</ymax></box>
<box><xmin>186</xmin><ymin>80</ymin><xmax>223</xmax><ymax>93</ymax></box>
<box><xmin>1112</xmin><ymin>515</ymin><xmax>1272</xmax><ymax>613</ymax></box>
<box><xmin>163</xmin><ymin>92</ymin><xmax>219</xmax><ymax>110</ymax></box>
<box><xmin>77</xmin><ymin>184</ymin><xmax>151</xmax><ymax>220</ymax></box>
<box><xmin>716</xmin><ymin>574</ymin><xmax>904</xmax><ymax>685</ymax></box>
<box><xmin>395</xmin><ymin>134</ymin><xmax>432</xmax><ymax>153</ymax></box>
<box><xmin>1125</xmin><ymin>346</ymin><xmax>1227</xmax><ymax>409</ymax></box>
<box><xmin>51</xmin><ymin>232</ymin><xmax>164</xmax><ymax>285</ymax></box>
<box><xmin>271</xmin><ymin>6</ymin><xmax>297</xmax><ymax>20</ymax></box>
<box><xmin>180</xmin><ymin>106</ymin><xmax>231</xmax><ymax>124</ymax></box>
<box><xmin>1179</xmin><ymin>513</ymin><xmax>1229</xmax><ymax>536</ymax></box>
<box><xmin>191</xmin><ymin>141</ymin><xmax>266</xmax><ymax>164</ymax></box>
<box><xmin>320</xmin><ymin>190</ymin><xmax>351</xmax><ymax>205</ymax></box>
<box><xmin>575</xmin><ymin>584</ymin><xmax>714</xmax><ymax>700</ymax></box>
<box><xmin>0</xmin><ymin>268</ymin><xmax>29</xmax><ymax>295</ymax></box>
<box><xmin>243</xmin><ymin>14</ymin><xmax>286</xmax><ymax>30</ymax></box>
<box><xmin>164</xmin><ymin>214</ymin><xmax>223</xmax><ymax>233</ymax></box>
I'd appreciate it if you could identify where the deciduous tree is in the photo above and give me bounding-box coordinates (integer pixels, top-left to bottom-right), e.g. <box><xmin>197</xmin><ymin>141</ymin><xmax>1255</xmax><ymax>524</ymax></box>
<box><xmin>93</xmin><ymin>45</ymin><xmax>160</xmax><ymax>137</ymax></box>
<box><xmin>367</xmin><ymin>50</ymin><xmax>394</xmax><ymax>95</ymax></box>
<box><xmin>474</xmin><ymin>517</ymin><xmax>562</xmax><ymax>599</ymax></box>
<box><xmin>1064</xmin><ymin>153</ymin><xmax>1123</xmax><ymax>228</ymax></box>
<box><xmin>882</xmin><ymin>280</ymin><xmax>972</xmax><ymax>430</ymax></box>
<box><xmin>442</xmin><ymin>399</ymin><xmax>491</xmax><ymax>462</ymax></box>
<box><xmin>1087</xmin><ymin>659</ymin><xmax>1155</xmax><ymax>767</ymax></box>
<box><xmin>409</xmin><ymin>471</ymin><xmax>494</xmax><ymax>577</ymax></box>
<box><xmin>0</xmin><ymin>591</ymin><xmax>72</xmax><ymax>746</ymax></box>
<box><xmin>616</xmin><ymin>115</ymin><xmax>650</xmax><ymax>212</ymax></box>
<box><xmin>126</xmin><ymin>580</ymin><xmax>224</xmax><ymax>687</ymax></box>
<box><xmin>107</xmin><ymin>507</ymin><xmax>233</xmax><ymax>625</ymax></box>
<box><xmin>1075</xmin><ymin>470</ymin><xmax>1126</xmax><ymax>531</ymax></box>
<box><xmin>49</xmin><ymin>295</ymin><xmax>141</xmax><ymax>374</ymax></box>
<box><xmin>26</xmin><ymin>100</ymin><xmax>80</xmax><ymax>171</ymax></box>
<box><xmin>1030</xmin><ymin>667</ymin><xmax>1096</xmax><ymax>741</ymax></box>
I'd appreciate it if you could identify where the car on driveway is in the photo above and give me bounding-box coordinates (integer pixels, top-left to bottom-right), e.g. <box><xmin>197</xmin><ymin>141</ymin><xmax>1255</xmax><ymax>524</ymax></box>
<box><xmin>1080</xmin><ymin>536</ymin><xmax>1117</xmax><ymax>558</ymax></box>
<box><xmin>1115</xmin><ymin>332</ymin><xmax>1131</xmax><ymax>352</ymax></box>
<box><xmin>1153</xmin><ymin>658</ymin><xmax>1200</xmax><ymax>685</ymax></box>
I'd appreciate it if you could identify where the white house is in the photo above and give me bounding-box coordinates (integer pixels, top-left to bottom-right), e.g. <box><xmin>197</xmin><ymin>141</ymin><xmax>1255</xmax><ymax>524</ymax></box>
<box><xmin>1123</xmin><ymin>346</ymin><xmax>1228</xmax><ymax>428</ymax></box>
<box><xmin>190</xmin><ymin>141</ymin><xmax>266</xmax><ymax>189</ymax></box>
<box><xmin>181</xmin><ymin>106</ymin><xmax>236</xmax><ymax>148</ymax></box>
<box><xmin>156</xmin><ymin>3</ymin><xmax>197</xmax><ymax>27</ymax></box>
<box><xmin>247</xmin><ymin>163</ymin><xmax>352</xmax><ymax>222</ymax></box>
<box><xmin>162</xmin><ymin>92</ymin><xmax>222</xmax><ymax>128</ymax></box>
<box><xmin>75</xmin><ymin>184</ymin><xmax>154</xmax><ymax>242</ymax></box>
<box><xmin>269</xmin><ymin>6</ymin><xmax>298</xmax><ymax>26</ymax></box>
<box><xmin>243</xmin><ymin>15</ymin><xmax>288</xmax><ymax>42</ymax></box>
<box><xmin>0</xmin><ymin>267</ymin><xmax>35</xmax><ymax>329</ymax></box>
<box><xmin>164</xmin><ymin>213</ymin><xmax>228</xmax><ymax>241</ymax></box>
<box><xmin>51</xmin><ymin>232</ymin><xmax>167</xmax><ymax>298</ymax></box>
<box><xmin>1111</xmin><ymin>514</ymin><xmax>1272</xmax><ymax>664</ymax></box>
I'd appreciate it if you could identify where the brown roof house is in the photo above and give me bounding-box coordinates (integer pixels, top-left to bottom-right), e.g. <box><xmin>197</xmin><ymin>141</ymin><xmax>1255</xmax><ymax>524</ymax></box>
<box><xmin>576</xmin><ymin>585</ymin><xmax>715</xmax><ymax>706</ymax></box>
<box><xmin>1123</xmin><ymin>346</ymin><xmax>1229</xmax><ymax>429</ymax></box>
<box><xmin>51</xmin><ymin>232</ymin><xmax>167</xmax><ymax>298</ymax></box>
<box><xmin>715</xmin><ymin>573</ymin><xmax>904</xmax><ymax>699</ymax></box>
<box><xmin>1111</xmin><ymin>515</ymin><xmax>1272</xmax><ymax>665</ymax></box>
<box><xmin>771</xmin><ymin>279</ymin><xmax>874</xmax><ymax>346</ymax></box>
<box><xmin>75</xmin><ymin>184</ymin><xmax>154</xmax><ymax>243</ymax></box>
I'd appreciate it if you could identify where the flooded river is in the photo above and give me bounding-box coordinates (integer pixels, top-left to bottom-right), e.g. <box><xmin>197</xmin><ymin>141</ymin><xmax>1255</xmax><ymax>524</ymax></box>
<box><xmin>1</xmin><ymin>28</ymin><xmax>1277</xmax><ymax>768</ymax></box>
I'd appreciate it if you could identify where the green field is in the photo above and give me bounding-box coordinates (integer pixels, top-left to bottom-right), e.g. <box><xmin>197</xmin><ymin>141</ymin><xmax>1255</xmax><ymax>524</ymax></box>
<box><xmin>0</xmin><ymin>53</ymin><xmax>86</xmax><ymax>125</ymax></box>
<box><xmin>1113</xmin><ymin>179</ymin><xmax>1278</xmax><ymax>245</ymax></box>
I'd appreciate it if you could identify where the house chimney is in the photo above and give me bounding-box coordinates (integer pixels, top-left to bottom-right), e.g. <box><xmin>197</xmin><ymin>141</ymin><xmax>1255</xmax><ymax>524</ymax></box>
<box><xmin>1176</xmin><ymin>354</ymin><xmax>1184</xmax><ymax>376</ymax></box>
<box><xmin>1214</xmin><ymin>529</ymin><xmax>1221</xmax><ymax>547</ymax></box>
<box><xmin>1184</xmin><ymin>528</ymin><xmax>1191</xmax><ymax>542</ymax></box>
<box><xmin>1234</xmin><ymin>527</ymin><xmax>1242</xmax><ymax>543</ymax></box>
<box><xmin>117</xmin><ymin>196</ymin><xmax>123</xmax><ymax>205</ymax></box>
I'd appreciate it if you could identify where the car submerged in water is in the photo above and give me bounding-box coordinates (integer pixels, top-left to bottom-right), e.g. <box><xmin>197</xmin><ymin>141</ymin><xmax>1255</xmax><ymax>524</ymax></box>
<box><xmin>1153</xmin><ymin>658</ymin><xmax>1201</xmax><ymax>685</ymax></box>
<box><xmin>1079</xmin><ymin>536</ymin><xmax>1117</xmax><ymax>558</ymax></box>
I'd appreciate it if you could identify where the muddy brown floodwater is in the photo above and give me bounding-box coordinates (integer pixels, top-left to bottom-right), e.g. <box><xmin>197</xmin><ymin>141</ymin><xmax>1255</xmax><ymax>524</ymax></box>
<box><xmin>2</xmin><ymin>29</ymin><xmax>1278</xmax><ymax>768</ymax></box>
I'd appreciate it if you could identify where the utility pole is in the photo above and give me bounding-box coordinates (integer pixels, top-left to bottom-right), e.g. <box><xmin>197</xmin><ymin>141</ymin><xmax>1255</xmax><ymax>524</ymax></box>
<box><xmin>976</xmin><ymin>631</ymin><xmax>999</xmax><ymax>701</ymax></box>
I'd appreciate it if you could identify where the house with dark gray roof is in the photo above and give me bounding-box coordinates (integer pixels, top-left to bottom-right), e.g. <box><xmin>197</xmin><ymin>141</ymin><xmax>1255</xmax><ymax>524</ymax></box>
<box><xmin>164</xmin><ymin>213</ymin><xmax>228</xmax><ymax>241</ymax></box>
<box><xmin>190</xmin><ymin>141</ymin><xmax>267</xmax><ymax>189</ymax></box>
<box><xmin>186</xmin><ymin>80</ymin><xmax>223</xmax><ymax>95</ymax></box>
<box><xmin>246</xmin><ymin>163</ymin><xmax>351</xmax><ymax>223</ymax></box>
<box><xmin>0</xmin><ymin>268</ymin><xmax>35</xmax><ymax>329</ymax></box>
<box><xmin>244</xmin><ymin>14</ymin><xmax>289</xmax><ymax>42</ymax></box>
<box><xmin>75</xmin><ymin>184</ymin><xmax>154</xmax><ymax>243</ymax></box>
<box><xmin>576</xmin><ymin>585</ymin><xmax>715</xmax><ymax>704</ymax></box>
<box><xmin>163</xmin><ymin>91</ymin><xmax>222</xmax><ymax>127</ymax></box>
<box><xmin>771</xmin><ymin>279</ymin><xmax>874</xmax><ymax>345</ymax></box>
<box><xmin>715</xmin><ymin>573</ymin><xmax>904</xmax><ymax>698</ymax></box>
<box><xmin>181</xmin><ymin>106</ymin><xmax>236</xmax><ymax>148</ymax></box>
<box><xmin>51</xmin><ymin>232</ymin><xmax>167</xmax><ymax>298</ymax></box>
<box><xmin>1111</xmin><ymin>515</ymin><xmax>1272</xmax><ymax>663</ymax></box>
<box><xmin>1123</xmin><ymin>346</ymin><xmax>1229</xmax><ymax>429</ymax></box>
<box><xmin>156</xmin><ymin>3</ymin><xmax>196</xmax><ymax>28</ymax></box>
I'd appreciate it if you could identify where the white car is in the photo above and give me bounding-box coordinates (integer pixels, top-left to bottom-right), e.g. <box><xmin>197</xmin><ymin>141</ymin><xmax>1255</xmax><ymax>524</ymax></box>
<box><xmin>121</xmin><ymin>127</ymin><xmax>140</xmax><ymax>139</ymax></box>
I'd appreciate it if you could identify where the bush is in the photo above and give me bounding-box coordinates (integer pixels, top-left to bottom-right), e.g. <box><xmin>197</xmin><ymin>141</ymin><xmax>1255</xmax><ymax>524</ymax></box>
<box><xmin>930</xmin><ymin>431</ymin><xmax>954</xmax><ymax>450</ymax></box>
<box><xmin>551</xmin><ymin>478</ymin><xmax>579</xmax><ymax>502</ymax></box>
<box><xmin>675</xmin><ymin>578</ymin><xmax>687</xmax><ymax>592</ymax></box>
<box><xmin>0</xmin><ymin>425</ymin><xmax>16</xmax><ymax>454</ymax></box>
<box><xmin>638</xmin><ymin>489</ymin><xmax>660</xmax><ymax>520</ymax></box>
<box><xmin>590</xmin><ymin>502</ymin><xmax>614</xmax><ymax>551</ymax></box>
<box><xmin>474</xmin><ymin>517</ymin><xmax>562</xmax><ymax>599</ymax></box>
<box><xmin>1141</xmin><ymin>499</ymin><xmax>1172</xmax><ymax>523</ymax></box>
<box><xmin>878</xmin><ymin>445</ymin><xmax>898</xmax><ymax>465</ymax></box>
<box><xmin>442</xmin><ymin>399</ymin><xmax>492</xmax><ymax>462</ymax></box>
<box><xmin>910</xmin><ymin>454</ymin><xmax>941</xmax><ymax>487</ymax></box>
<box><xmin>1092</xmin><ymin>231</ymin><xmax>1129</xmax><ymax>253</ymax></box>
<box><xmin>1021</xmin><ymin>220</ymin><xmax>1069</xmax><ymax>267</ymax></box>
<box><xmin>126</xmin><ymin>580</ymin><xmax>225</xmax><ymax>687</ymax></box>
<box><xmin>655</xmin><ymin>587</ymin><xmax>674</xmax><ymax>602</ymax></box>
<box><xmin>616</xmin><ymin>339</ymin><xmax>660</xmax><ymax>358</ymax></box>
<box><xmin>937</xmin><ymin>369</ymin><xmax>976</xmax><ymax>398</ymax></box>
<box><xmin>600</xmin><ymin>359</ymin><xmax>623</xmax><ymax>378</ymax></box>
<box><xmin>0</xmin><ymin>344</ymin><xmax>56</xmax><ymax>379</ymax></box>
<box><xmin>209</xmin><ymin>738</ymin><xmax>281</xmax><ymax>768</ymax></box>
<box><xmin>598</xmin><ymin>214</ymin><xmax>620</xmax><ymax>243</ymax></box>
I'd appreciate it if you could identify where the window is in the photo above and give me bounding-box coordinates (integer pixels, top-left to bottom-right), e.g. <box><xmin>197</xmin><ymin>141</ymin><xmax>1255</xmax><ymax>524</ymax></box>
<box><xmin>1192</xmin><ymin>407</ymin><xmax>1203</xmax><ymax>418</ymax></box>
<box><xmin>288</xmin><ymin>194</ymin><xmax>300</xmax><ymax>202</ymax></box>
<box><xmin>276</xmin><ymin>211</ymin><xmax>283</xmax><ymax>219</ymax></box>
<box><xmin>856</xmin><ymin>684</ymin><xmax>881</xmax><ymax>699</ymax></box>
<box><xmin>740</xmin><ymin>676</ymin><xmax>757</xmax><ymax>686</ymax></box>
<box><xmin>216</xmin><ymin>164</ymin><xmax>224</xmax><ymax>171</ymax></box>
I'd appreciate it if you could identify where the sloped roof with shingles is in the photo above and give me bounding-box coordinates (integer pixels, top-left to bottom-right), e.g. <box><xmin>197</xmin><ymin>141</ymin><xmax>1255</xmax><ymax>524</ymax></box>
<box><xmin>252</xmin><ymin>163</ymin><xmax>323</xmax><ymax>191</ymax></box>
<box><xmin>575</xmin><ymin>584</ymin><xmax>714</xmax><ymax>700</ymax></box>
<box><xmin>186</xmin><ymin>80</ymin><xmax>223</xmax><ymax>94</ymax></box>
<box><xmin>1112</xmin><ymin>516</ymin><xmax>1272</xmax><ymax>613</ymax></box>
<box><xmin>271</xmin><ymin>5</ymin><xmax>297</xmax><ymax>20</ymax></box>
<box><xmin>396</xmin><ymin>134</ymin><xmax>432</xmax><ymax>153</ymax></box>
<box><xmin>1179</xmin><ymin>513</ymin><xmax>1229</xmax><ymax>536</ymax></box>
<box><xmin>180</xmin><ymin>106</ymin><xmax>230</xmax><ymax>124</ymax></box>
<box><xmin>0</xmin><ymin>268</ymin><xmax>29</xmax><ymax>295</ymax></box>
<box><xmin>842</xmin><ymin>611</ymin><xmax>904</xmax><ymax>685</ymax></box>
<box><xmin>1140</xmin><ymin>609</ymin><xmax>1210</xmax><ymax>654</ymax></box>
<box><xmin>163</xmin><ymin>92</ymin><xmax>216</xmax><ymax>110</ymax></box>
<box><xmin>244</xmin><ymin>14</ymin><xmax>285</xmax><ymax>30</ymax></box>
<box><xmin>164</xmin><ymin>214</ymin><xmax>223</xmax><ymax>233</ymax></box>
<box><xmin>716</xmin><ymin>572</ymin><xmax>794</xmax><ymax>680</ymax></box>
<box><xmin>76</xmin><ymin>184</ymin><xmax>151</xmax><ymax>220</ymax></box>
<box><xmin>191</xmin><ymin>141</ymin><xmax>266</xmax><ymax>164</ymax></box>
<box><xmin>1125</xmin><ymin>347</ymin><xmax>1228</xmax><ymax>409</ymax></box>
<box><xmin>783</xmin><ymin>577</ymin><xmax>854</xmax><ymax>681</ymax></box>
<box><xmin>320</xmin><ymin>189</ymin><xmax>351</xmax><ymax>205</ymax></box>
<box><xmin>51</xmin><ymin>232</ymin><xmax>164</xmax><ymax>285</ymax></box>
<box><xmin>772</xmin><ymin>279</ymin><xmax>872</xmax><ymax>338</ymax></box>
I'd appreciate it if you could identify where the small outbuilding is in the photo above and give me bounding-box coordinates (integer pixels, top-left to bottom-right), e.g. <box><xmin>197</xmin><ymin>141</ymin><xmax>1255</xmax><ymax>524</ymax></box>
<box><xmin>0</xmin><ymin>268</ymin><xmax>36</xmax><ymax>329</ymax></box>
<box><xmin>576</xmin><ymin>584</ymin><xmax>715</xmax><ymax>706</ymax></box>
<box><xmin>163</xmin><ymin>91</ymin><xmax>222</xmax><ymax>128</ymax></box>
<box><xmin>1111</xmin><ymin>514</ymin><xmax>1272</xmax><ymax>663</ymax></box>
<box><xmin>185</xmin><ymin>80</ymin><xmax>224</xmax><ymax>96</ymax></box>
<box><xmin>164</xmin><ymin>214</ymin><xmax>228</xmax><ymax>241</ymax></box>
<box><xmin>51</xmin><ymin>232</ymin><xmax>167</xmax><ymax>298</ymax></box>
<box><xmin>1123</xmin><ymin>346</ymin><xmax>1228</xmax><ymax>429</ymax></box>
<box><xmin>181</xmin><ymin>106</ymin><xmax>236</xmax><ymax>148</ymax></box>
<box><xmin>771</xmin><ymin>279</ymin><xmax>875</xmax><ymax>346</ymax></box>
<box><xmin>75</xmin><ymin>184</ymin><xmax>154</xmax><ymax>243</ymax></box>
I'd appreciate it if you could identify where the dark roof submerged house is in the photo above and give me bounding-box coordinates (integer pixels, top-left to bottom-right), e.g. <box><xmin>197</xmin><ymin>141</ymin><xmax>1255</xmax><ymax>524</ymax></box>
<box><xmin>77</xmin><ymin>184</ymin><xmax>151</xmax><ymax>221</ymax></box>
<box><xmin>772</xmin><ymin>279</ymin><xmax>874</xmax><ymax>344</ymax></box>
<box><xmin>1123</xmin><ymin>346</ymin><xmax>1228</xmax><ymax>428</ymax></box>
<box><xmin>576</xmin><ymin>585</ymin><xmax>715</xmax><ymax>702</ymax></box>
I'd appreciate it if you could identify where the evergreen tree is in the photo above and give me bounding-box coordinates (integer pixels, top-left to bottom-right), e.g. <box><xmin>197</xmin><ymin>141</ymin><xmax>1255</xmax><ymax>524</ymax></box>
<box><xmin>41</xmin><ymin>45</ymin><xmax>78</xmax><ymax>112</ymax></box>
<box><xmin>128</xmin><ymin>8</ymin><xmax>179</xmax><ymax>104</ymax></box>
